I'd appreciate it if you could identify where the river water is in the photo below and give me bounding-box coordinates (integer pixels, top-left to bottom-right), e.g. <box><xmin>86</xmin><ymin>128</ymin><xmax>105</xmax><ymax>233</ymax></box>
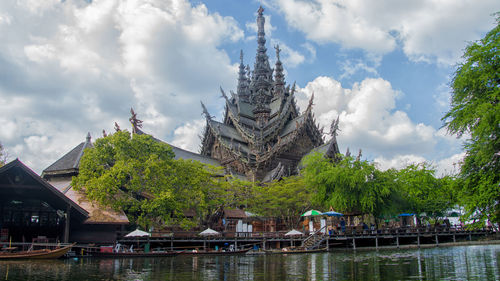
<box><xmin>0</xmin><ymin>245</ymin><xmax>498</xmax><ymax>280</ymax></box>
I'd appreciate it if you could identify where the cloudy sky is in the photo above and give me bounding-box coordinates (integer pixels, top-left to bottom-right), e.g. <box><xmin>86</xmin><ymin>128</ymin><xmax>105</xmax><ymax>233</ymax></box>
<box><xmin>0</xmin><ymin>0</ymin><xmax>498</xmax><ymax>175</ymax></box>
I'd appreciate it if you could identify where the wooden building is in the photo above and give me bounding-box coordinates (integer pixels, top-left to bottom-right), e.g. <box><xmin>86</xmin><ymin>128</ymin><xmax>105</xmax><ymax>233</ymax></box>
<box><xmin>41</xmin><ymin>133</ymin><xmax>129</xmax><ymax>243</ymax></box>
<box><xmin>0</xmin><ymin>134</ymin><xmax>130</xmax><ymax>245</ymax></box>
<box><xmin>199</xmin><ymin>7</ymin><xmax>341</xmax><ymax>182</ymax></box>
<box><xmin>0</xmin><ymin>159</ymin><xmax>88</xmax><ymax>243</ymax></box>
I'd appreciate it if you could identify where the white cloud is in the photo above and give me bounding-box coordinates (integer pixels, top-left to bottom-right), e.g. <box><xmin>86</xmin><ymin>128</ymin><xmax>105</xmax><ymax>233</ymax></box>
<box><xmin>275</xmin><ymin>0</ymin><xmax>396</xmax><ymax>54</ymax></box>
<box><xmin>172</xmin><ymin>119</ymin><xmax>205</xmax><ymax>152</ymax></box>
<box><xmin>339</xmin><ymin>58</ymin><xmax>379</xmax><ymax>79</ymax></box>
<box><xmin>435</xmin><ymin>152</ymin><xmax>464</xmax><ymax>177</ymax></box>
<box><xmin>274</xmin><ymin>0</ymin><xmax>499</xmax><ymax>64</ymax></box>
<box><xmin>270</xmin><ymin>39</ymin><xmax>305</xmax><ymax>68</ymax></box>
<box><xmin>374</xmin><ymin>154</ymin><xmax>427</xmax><ymax>171</ymax></box>
<box><xmin>0</xmin><ymin>0</ymin><xmax>244</xmax><ymax>172</ymax></box>
<box><xmin>302</xmin><ymin>42</ymin><xmax>316</xmax><ymax>61</ymax></box>
<box><xmin>16</xmin><ymin>0</ymin><xmax>61</xmax><ymax>15</ymax></box>
<box><xmin>296</xmin><ymin>76</ymin><xmax>438</xmax><ymax>158</ymax></box>
<box><xmin>374</xmin><ymin>152</ymin><xmax>464</xmax><ymax>177</ymax></box>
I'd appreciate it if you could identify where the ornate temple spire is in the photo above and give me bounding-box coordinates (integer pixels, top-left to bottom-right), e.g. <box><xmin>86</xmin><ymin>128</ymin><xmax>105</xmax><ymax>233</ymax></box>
<box><xmin>250</xmin><ymin>6</ymin><xmax>273</xmax><ymax>127</ymax></box>
<box><xmin>274</xmin><ymin>45</ymin><xmax>285</xmax><ymax>99</ymax></box>
<box><xmin>86</xmin><ymin>132</ymin><xmax>91</xmax><ymax>143</ymax></box>
<box><xmin>250</xmin><ymin>6</ymin><xmax>272</xmax><ymax>100</ymax></box>
<box><xmin>237</xmin><ymin>50</ymin><xmax>249</xmax><ymax>102</ymax></box>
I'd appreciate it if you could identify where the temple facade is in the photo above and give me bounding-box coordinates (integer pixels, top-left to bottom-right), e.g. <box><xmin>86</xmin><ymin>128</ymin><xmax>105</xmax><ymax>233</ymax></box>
<box><xmin>200</xmin><ymin>7</ymin><xmax>339</xmax><ymax>182</ymax></box>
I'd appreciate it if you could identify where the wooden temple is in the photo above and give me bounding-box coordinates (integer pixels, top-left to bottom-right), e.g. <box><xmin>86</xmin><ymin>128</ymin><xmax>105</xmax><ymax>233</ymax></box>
<box><xmin>200</xmin><ymin>7</ymin><xmax>340</xmax><ymax>182</ymax></box>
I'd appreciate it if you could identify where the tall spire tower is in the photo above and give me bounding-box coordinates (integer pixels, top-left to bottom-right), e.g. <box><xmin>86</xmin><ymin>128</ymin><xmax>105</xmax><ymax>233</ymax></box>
<box><xmin>274</xmin><ymin>45</ymin><xmax>285</xmax><ymax>99</ymax></box>
<box><xmin>237</xmin><ymin>50</ymin><xmax>250</xmax><ymax>102</ymax></box>
<box><xmin>251</xmin><ymin>6</ymin><xmax>273</xmax><ymax>127</ymax></box>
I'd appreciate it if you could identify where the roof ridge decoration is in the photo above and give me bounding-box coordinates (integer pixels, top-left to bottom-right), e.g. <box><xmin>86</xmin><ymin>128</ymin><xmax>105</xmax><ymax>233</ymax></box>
<box><xmin>42</xmin><ymin>133</ymin><xmax>94</xmax><ymax>178</ymax></box>
<box><xmin>74</xmin><ymin>132</ymin><xmax>92</xmax><ymax>168</ymax></box>
<box><xmin>129</xmin><ymin>107</ymin><xmax>143</xmax><ymax>134</ymax></box>
<box><xmin>325</xmin><ymin>115</ymin><xmax>341</xmax><ymax>160</ymax></box>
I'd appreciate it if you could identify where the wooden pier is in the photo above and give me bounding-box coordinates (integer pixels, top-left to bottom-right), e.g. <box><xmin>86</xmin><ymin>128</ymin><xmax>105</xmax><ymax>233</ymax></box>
<box><xmin>106</xmin><ymin>227</ymin><xmax>498</xmax><ymax>252</ymax></box>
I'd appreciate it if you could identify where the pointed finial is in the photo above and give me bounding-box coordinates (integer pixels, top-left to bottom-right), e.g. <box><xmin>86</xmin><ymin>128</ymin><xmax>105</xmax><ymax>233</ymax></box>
<box><xmin>258</xmin><ymin>6</ymin><xmax>264</xmax><ymax>15</ymax></box>
<box><xmin>329</xmin><ymin>115</ymin><xmax>340</xmax><ymax>137</ymax></box>
<box><xmin>220</xmin><ymin>86</ymin><xmax>229</xmax><ymax>101</ymax></box>
<box><xmin>240</xmin><ymin>50</ymin><xmax>244</xmax><ymax>64</ymax></box>
<box><xmin>102</xmin><ymin>129</ymin><xmax>107</xmax><ymax>137</ymax></box>
<box><xmin>200</xmin><ymin>101</ymin><xmax>213</xmax><ymax>120</ymax></box>
<box><xmin>86</xmin><ymin>132</ymin><xmax>91</xmax><ymax>143</ymax></box>
<box><xmin>307</xmin><ymin>92</ymin><xmax>315</xmax><ymax>110</ymax></box>
<box><xmin>356</xmin><ymin>149</ymin><xmax>362</xmax><ymax>162</ymax></box>
<box><xmin>129</xmin><ymin>107</ymin><xmax>143</xmax><ymax>133</ymax></box>
<box><xmin>275</xmin><ymin>45</ymin><xmax>281</xmax><ymax>61</ymax></box>
<box><xmin>114</xmin><ymin>122</ymin><xmax>121</xmax><ymax>132</ymax></box>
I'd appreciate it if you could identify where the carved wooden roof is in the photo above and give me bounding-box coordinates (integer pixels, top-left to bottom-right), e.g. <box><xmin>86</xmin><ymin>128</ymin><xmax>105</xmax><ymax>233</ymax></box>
<box><xmin>200</xmin><ymin>7</ymin><xmax>326</xmax><ymax>181</ymax></box>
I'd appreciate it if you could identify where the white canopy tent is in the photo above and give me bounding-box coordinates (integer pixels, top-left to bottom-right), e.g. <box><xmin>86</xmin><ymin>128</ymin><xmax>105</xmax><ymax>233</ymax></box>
<box><xmin>125</xmin><ymin>229</ymin><xmax>151</xmax><ymax>237</ymax></box>
<box><xmin>285</xmin><ymin>229</ymin><xmax>304</xmax><ymax>236</ymax></box>
<box><xmin>199</xmin><ymin>228</ymin><xmax>220</xmax><ymax>236</ymax></box>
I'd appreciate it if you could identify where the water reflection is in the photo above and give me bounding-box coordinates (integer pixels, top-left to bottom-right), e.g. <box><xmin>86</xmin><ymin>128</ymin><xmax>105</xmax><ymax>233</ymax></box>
<box><xmin>0</xmin><ymin>245</ymin><xmax>498</xmax><ymax>280</ymax></box>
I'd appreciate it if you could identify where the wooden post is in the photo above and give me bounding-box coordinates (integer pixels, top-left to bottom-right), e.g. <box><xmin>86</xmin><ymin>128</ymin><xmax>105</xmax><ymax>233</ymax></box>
<box><xmin>263</xmin><ymin>238</ymin><xmax>266</xmax><ymax>250</ymax></box>
<box><xmin>435</xmin><ymin>234</ymin><xmax>439</xmax><ymax>246</ymax></box>
<box><xmin>235</xmin><ymin>237</ymin><xmax>238</xmax><ymax>250</ymax></box>
<box><xmin>326</xmin><ymin>237</ymin><xmax>329</xmax><ymax>251</ymax></box>
<box><xmin>375</xmin><ymin>236</ymin><xmax>378</xmax><ymax>249</ymax></box>
<box><xmin>453</xmin><ymin>233</ymin><xmax>456</xmax><ymax>243</ymax></box>
<box><xmin>352</xmin><ymin>237</ymin><xmax>356</xmax><ymax>250</ymax></box>
<box><xmin>203</xmin><ymin>238</ymin><xmax>206</xmax><ymax>251</ymax></box>
<box><xmin>396</xmin><ymin>235</ymin><xmax>399</xmax><ymax>248</ymax></box>
<box><xmin>170</xmin><ymin>237</ymin><xmax>173</xmax><ymax>251</ymax></box>
<box><xmin>63</xmin><ymin>205</ymin><xmax>71</xmax><ymax>243</ymax></box>
<box><xmin>417</xmin><ymin>233</ymin><xmax>420</xmax><ymax>248</ymax></box>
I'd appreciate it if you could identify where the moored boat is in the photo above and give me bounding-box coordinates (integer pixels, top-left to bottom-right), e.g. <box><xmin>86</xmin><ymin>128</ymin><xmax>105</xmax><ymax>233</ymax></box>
<box><xmin>178</xmin><ymin>248</ymin><xmax>251</xmax><ymax>256</ymax></box>
<box><xmin>91</xmin><ymin>251</ymin><xmax>177</xmax><ymax>258</ymax></box>
<box><xmin>0</xmin><ymin>243</ymin><xmax>75</xmax><ymax>259</ymax></box>
<box><xmin>264</xmin><ymin>247</ymin><xmax>328</xmax><ymax>254</ymax></box>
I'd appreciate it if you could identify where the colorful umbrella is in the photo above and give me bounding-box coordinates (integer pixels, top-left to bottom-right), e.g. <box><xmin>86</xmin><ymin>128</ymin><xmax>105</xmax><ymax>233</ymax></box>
<box><xmin>301</xmin><ymin>210</ymin><xmax>322</xmax><ymax>217</ymax></box>
<box><xmin>322</xmin><ymin>211</ymin><xmax>343</xmax><ymax>217</ymax></box>
<box><xmin>398</xmin><ymin>213</ymin><xmax>415</xmax><ymax>217</ymax></box>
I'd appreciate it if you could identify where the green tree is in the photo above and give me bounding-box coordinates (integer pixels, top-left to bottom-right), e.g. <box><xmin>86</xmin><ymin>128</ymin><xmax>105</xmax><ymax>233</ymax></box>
<box><xmin>396</xmin><ymin>163</ymin><xmax>457</xmax><ymax>219</ymax></box>
<box><xmin>249</xmin><ymin>176</ymin><xmax>314</xmax><ymax>229</ymax></box>
<box><xmin>72</xmin><ymin>130</ymin><xmax>222</xmax><ymax>229</ymax></box>
<box><xmin>442</xmin><ymin>15</ymin><xmax>499</xmax><ymax>227</ymax></box>
<box><xmin>302</xmin><ymin>153</ymin><xmax>395</xmax><ymax>219</ymax></box>
<box><xmin>0</xmin><ymin>142</ymin><xmax>5</xmax><ymax>167</ymax></box>
<box><xmin>200</xmin><ymin>175</ymin><xmax>254</xmax><ymax>227</ymax></box>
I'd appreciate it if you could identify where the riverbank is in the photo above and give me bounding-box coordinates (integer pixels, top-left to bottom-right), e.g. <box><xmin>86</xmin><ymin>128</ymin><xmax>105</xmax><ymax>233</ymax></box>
<box><xmin>332</xmin><ymin>238</ymin><xmax>500</xmax><ymax>252</ymax></box>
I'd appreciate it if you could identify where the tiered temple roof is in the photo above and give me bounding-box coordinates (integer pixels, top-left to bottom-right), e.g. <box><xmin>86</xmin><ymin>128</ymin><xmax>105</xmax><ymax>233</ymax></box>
<box><xmin>200</xmin><ymin>7</ymin><xmax>339</xmax><ymax>181</ymax></box>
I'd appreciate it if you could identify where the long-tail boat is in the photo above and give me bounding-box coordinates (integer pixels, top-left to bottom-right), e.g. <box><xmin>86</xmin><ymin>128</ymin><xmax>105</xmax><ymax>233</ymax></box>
<box><xmin>264</xmin><ymin>247</ymin><xmax>328</xmax><ymax>254</ymax></box>
<box><xmin>0</xmin><ymin>243</ymin><xmax>75</xmax><ymax>259</ymax></box>
<box><xmin>91</xmin><ymin>251</ymin><xmax>177</xmax><ymax>258</ymax></box>
<box><xmin>178</xmin><ymin>248</ymin><xmax>251</xmax><ymax>256</ymax></box>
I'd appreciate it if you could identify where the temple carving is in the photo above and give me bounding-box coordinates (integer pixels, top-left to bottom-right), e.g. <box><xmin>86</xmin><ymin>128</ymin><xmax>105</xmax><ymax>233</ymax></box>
<box><xmin>200</xmin><ymin>7</ymin><xmax>340</xmax><ymax>182</ymax></box>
